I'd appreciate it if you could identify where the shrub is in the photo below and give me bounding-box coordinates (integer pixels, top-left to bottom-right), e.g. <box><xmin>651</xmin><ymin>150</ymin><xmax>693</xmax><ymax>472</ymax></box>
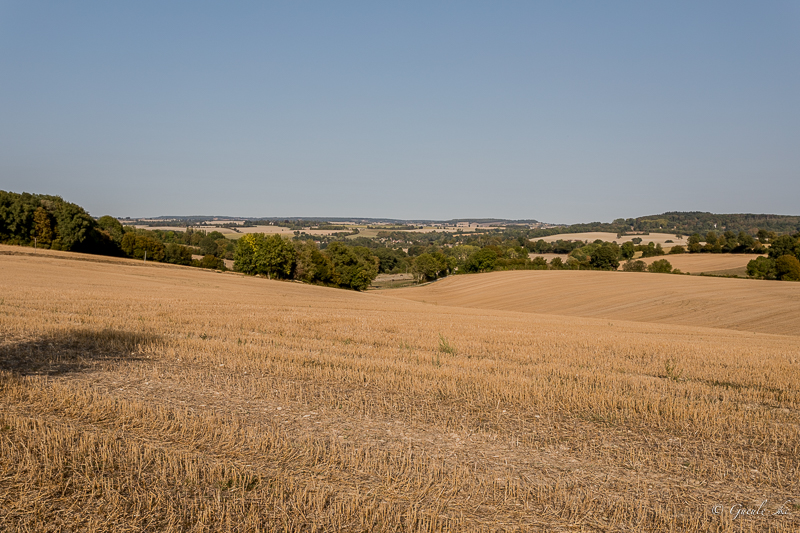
<box><xmin>590</xmin><ymin>243</ymin><xmax>620</xmax><ymax>270</ymax></box>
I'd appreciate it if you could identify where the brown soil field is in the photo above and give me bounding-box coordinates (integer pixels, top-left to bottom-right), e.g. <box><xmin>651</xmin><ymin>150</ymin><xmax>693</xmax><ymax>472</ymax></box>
<box><xmin>2</xmin><ymin>246</ymin><xmax>799</xmax><ymax>531</ymax></box>
<box><xmin>387</xmin><ymin>270</ymin><xmax>800</xmax><ymax>336</ymax></box>
<box><xmin>629</xmin><ymin>253</ymin><xmax>765</xmax><ymax>276</ymax></box>
<box><xmin>536</xmin><ymin>232</ymin><xmax>689</xmax><ymax>246</ymax></box>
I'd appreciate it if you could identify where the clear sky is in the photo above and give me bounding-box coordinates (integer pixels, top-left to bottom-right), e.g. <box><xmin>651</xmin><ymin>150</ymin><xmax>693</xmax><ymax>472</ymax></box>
<box><xmin>1</xmin><ymin>2</ymin><xmax>798</xmax><ymax>223</ymax></box>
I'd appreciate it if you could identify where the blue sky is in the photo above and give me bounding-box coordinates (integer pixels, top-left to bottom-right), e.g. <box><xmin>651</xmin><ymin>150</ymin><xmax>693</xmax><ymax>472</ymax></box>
<box><xmin>1</xmin><ymin>2</ymin><xmax>798</xmax><ymax>223</ymax></box>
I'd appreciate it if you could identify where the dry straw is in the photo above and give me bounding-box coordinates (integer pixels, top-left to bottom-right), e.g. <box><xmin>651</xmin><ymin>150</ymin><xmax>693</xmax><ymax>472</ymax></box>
<box><xmin>1</xmin><ymin>245</ymin><xmax>799</xmax><ymax>531</ymax></box>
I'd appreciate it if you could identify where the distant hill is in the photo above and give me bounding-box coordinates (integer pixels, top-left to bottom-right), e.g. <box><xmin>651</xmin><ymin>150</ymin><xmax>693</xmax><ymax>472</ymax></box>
<box><xmin>123</xmin><ymin>215</ymin><xmax>543</xmax><ymax>226</ymax></box>
<box><xmin>529</xmin><ymin>212</ymin><xmax>800</xmax><ymax>238</ymax></box>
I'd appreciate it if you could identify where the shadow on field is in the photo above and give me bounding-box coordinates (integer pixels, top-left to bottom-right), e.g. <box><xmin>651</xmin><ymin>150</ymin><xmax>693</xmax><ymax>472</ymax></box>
<box><xmin>0</xmin><ymin>329</ymin><xmax>156</xmax><ymax>376</ymax></box>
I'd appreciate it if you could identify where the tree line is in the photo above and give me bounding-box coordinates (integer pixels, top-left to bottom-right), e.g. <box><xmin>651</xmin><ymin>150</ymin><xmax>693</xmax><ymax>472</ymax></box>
<box><xmin>1</xmin><ymin>191</ymin><xmax>116</xmax><ymax>254</ymax></box>
<box><xmin>0</xmin><ymin>191</ymin><xmax>234</xmax><ymax>270</ymax></box>
<box><xmin>746</xmin><ymin>234</ymin><xmax>800</xmax><ymax>281</ymax></box>
<box><xmin>4</xmin><ymin>190</ymin><xmax>797</xmax><ymax>284</ymax></box>
<box><xmin>233</xmin><ymin>234</ymin><xmax>378</xmax><ymax>290</ymax></box>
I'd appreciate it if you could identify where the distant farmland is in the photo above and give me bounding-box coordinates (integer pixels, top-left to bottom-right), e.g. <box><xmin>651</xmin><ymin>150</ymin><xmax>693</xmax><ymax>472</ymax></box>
<box><xmin>534</xmin><ymin>231</ymin><xmax>689</xmax><ymax>246</ymax></box>
<box><xmin>630</xmin><ymin>253</ymin><xmax>765</xmax><ymax>276</ymax></box>
<box><xmin>1</xmin><ymin>246</ymin><xmax>799</xmax><ymax>531</ymax></box>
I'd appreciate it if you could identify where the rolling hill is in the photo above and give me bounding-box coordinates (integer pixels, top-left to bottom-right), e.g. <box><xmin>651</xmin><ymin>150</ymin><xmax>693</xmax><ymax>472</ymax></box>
<box><xmin>386</xmin><ymin>269</ymin><xmax>800</xmax><ymax>336</ymax></box>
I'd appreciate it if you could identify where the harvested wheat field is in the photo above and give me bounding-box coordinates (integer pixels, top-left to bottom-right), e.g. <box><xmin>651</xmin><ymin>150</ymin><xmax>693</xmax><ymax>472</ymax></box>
<box><xmin>534</xmin><ymin>232</ymin><xmax>689</xmax><ymax>247</ymax></box>
<box><xmin>628</xmin><ymin>254</ymin><xmax>765</xmax><ymax>276</ymax></box>
<box><xmin>388</xmin><ymin>270</ymin><xmax>800</xmax><ymax>336</ymax></box>
<box><xmin>2</xmin><ymin>246</ymin><xmax>800</xmax><ymax>531</ymax></box>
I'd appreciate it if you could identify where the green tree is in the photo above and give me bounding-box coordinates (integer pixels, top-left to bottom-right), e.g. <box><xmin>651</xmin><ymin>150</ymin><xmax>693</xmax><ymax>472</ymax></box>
<box><xmin>590</xmin><ymin>243</ymin><xmax>620</xmax><ymax>270</ymax></box>
<box><xmin>412</xmin><ymin>253</ymin><xmax>440</xmax><ymax>282</ymax></box>
<box><xmin>233</xmin><ymin>233</ymin><xmax>296</xmax><ymax>279</ymax></box>
<box><xmin>746</xmin><ymin>256</ymin><xmax>776</xmax><ymax>280</ymax></box>
<box><xmin>294</xmin><ymin>240</ymin><xmax>335</xmax><ymax>284</ymax></box>
<box><xmin>549</xmin><ymin>257</ymin><xmax>565</xmax><ymax>270</ymax></box>
<box><xmin>165</xmin><ymin>243</ymin><xmax>193</xmax><ymax>265</ymax></box>
<box><xmin>620</xmin><ymin>242</ymin><xmax>635</xmax><ymax>260</ymax></box>
<box><xmin>768</xmin><ymin>235</ymin><xmax>799</xmax><ymax>260</ymax></box>
<box><xmin>233</xmin><ymin>233</ymin><xmax>262</xmax><ymax>274</ymax></box>
<box><xmin>639</xmin><ymin>242</ymin><xmax>664</xmax><ymax>258</ymax></box>
<box><xmin>687</xmin><ymin>233</ymin><xmax>702</xmax><ymax>253</ymax></box>
<box><xmin>622</xmin><ymin>260</ymin><xmax>647</xmax><ymax>272</ymax></box>
<box><xmin>325</xmin><ymin>242</ymin><xmax>378</xmax><ymax>290</ymax></box>
<box><xmin>96</xmin><ymin>215</ymin><xmax>124</xmax><ymax>243</ymax></box>
<box><xmin>530</xmin><ymin>256</ymin><xmax>548</xmax><ymax>270</ymax></box>
<box><xmin>669</xmin><ymin>245</ymin><xmax>685</xmax><ymax>254</ymax></box>
<box><xmin>195</xmin><ymin>254</ymin><xmax>225</xmax><ymax>270</ymax></box>
<box><xmin>568</xmin><ymin>246</ymin><xmax>592</xmax><ymax>267</ymax></box>
<box><xmin>120</xmin><ymin>233</ymin><xmax>166</xmax><ymax>261</ymax></box>
<box><xmin>465</xmin><ymin>248</ymin><xmax>498</xmax><ymax>273</ymax></box>
<box><xmin>449</xmin><ymin>245</ymin><xmax>480</xmax><ymax>272</ymax></box>
<box><xmin>757</xmin><ymin>229</ymin><xmax>776</xmax><ymax>244</ymax></box>
<box><xmin>33</xmin><ymin>207</ymin><xmax>55</xmax><ymax>245</ymax></box>
<box><xmin>374</xmin><ymin>247</ymin><xmax>407</xmax><ymax>273</ymax></box>
<box><xmin>736</xmin><ymin>231</ymin><xmax>757</xmax><ymax>253</ymax></box>
<box><xmin>199</xmin><ymin>232</ymin><xmax>224</xmax><ymax>256</ymax></box>
<box><xmin>647</xmin><ymin>259</ymin><xmax>673</xmax><ymax>273</ymax></box>
<box><xmin>776</xmin><ymin>255</ymin><xmax>800</xmax><ymax>281</ymax></box>
<box><xmin>51</xmin><ymin>201</ymin><xmax>98</xmax><ymax>251</ymax></box>
<box><xmin>256</xmin><ymin>234</ymin><xmax>296</xmax><ymax>279</ymax></box>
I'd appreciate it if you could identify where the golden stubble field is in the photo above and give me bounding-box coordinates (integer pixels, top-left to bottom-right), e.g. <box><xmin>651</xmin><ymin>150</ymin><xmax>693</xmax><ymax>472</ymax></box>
<box><xmin>526</xmin><ymin>254</ymin><xmax>761</xmax><ymax>277</ymax></box>
<box><xmin>629</xmin><ymin>254</ymin><xmax>765</xmax><ymax>276</ymax></box>
<box><xmin>388</xmin><ymin>269</ymin><xmax>800</xmax><ymax>336</ymax></box>
<box><xmin>534</xmin><ymin>232</ymin><xmax>689</xmax><ymax>247</ymax></box>
<box><xmin>1</xmin><ymin>245</ymin><xmax>799</xmax><ymax>531</ymax></box>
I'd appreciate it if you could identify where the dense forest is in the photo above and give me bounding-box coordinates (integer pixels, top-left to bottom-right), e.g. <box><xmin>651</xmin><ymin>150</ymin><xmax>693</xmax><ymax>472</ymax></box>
<box><xmin>0</xmin><ymin>191</ymin><xmax>116</xmax><ymax>254</ymax></box>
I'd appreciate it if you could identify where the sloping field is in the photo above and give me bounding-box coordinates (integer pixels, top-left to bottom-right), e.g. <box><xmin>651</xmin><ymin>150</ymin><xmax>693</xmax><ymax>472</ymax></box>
<box><xmin>2</xmin><ymin>247</ymin><xmax>800</xmax><ymax>531</ymax></box>
<box><xmin>631</xmin><ymin>253</ymin><xmax>765</xmax><ymax>275</ymax></box>
<box><xmin>536</xmin><ymin>231</ymin><xmax>688</xmax><ymax>246</ymax></box>
<box><xmin>387</xmin><ymin>269</ymin><xmax>800</xmax><ymax>336</ymax></box>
